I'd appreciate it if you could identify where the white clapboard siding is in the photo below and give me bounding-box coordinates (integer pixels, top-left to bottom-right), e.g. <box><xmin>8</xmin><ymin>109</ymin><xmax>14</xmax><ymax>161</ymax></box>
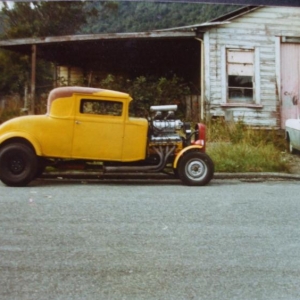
<box><xmin>204</xmin><ymin>6</ymin><xmax>300</xmax><ymax>128</ymax></box>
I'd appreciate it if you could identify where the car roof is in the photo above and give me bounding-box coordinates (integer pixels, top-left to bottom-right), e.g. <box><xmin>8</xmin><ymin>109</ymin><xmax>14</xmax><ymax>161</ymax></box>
<box><xmin>47</xmin><ymin>86</ymin><xmax>130</xmax><ymax>113</ymax></box>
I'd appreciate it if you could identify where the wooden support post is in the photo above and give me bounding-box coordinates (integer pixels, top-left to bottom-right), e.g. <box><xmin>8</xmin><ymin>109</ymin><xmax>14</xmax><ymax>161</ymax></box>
<box><xmin>31</xmin><ymin>44</ymin><xmax>36</xmax><ymax>114</ymax></box>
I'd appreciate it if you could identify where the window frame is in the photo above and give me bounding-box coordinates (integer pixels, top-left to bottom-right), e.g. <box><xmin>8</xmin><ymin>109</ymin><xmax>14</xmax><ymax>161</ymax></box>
<box><xmin>221</xmin><ymin>46</ymin><xmax>262</xmax><ymax>108</ymax></box>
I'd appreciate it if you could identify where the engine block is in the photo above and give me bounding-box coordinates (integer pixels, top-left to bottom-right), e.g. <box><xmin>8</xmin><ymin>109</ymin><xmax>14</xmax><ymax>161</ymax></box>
<box><xmin>149</xmin><ymin>105</ymin><xmax>184</xmax><ymax>145</ymax></box>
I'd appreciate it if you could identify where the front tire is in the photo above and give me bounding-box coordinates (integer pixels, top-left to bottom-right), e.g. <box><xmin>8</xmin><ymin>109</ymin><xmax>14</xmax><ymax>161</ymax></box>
<box><xmin>0</xmin><ymin>143</ymin><xmax>38</xmax><ymax>187</ymax></box>
<box><xmin>178</xmin><ymin>152</ymin><xmax>214</xmax><ymax>186</ymax></box>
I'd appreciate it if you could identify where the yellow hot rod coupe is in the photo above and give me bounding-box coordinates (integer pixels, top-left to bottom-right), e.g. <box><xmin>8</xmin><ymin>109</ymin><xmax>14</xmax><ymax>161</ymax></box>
<box><xmin>0</xmin><ymin>87</ymin><xmax>214</xmax><ymax>186</ymax></box>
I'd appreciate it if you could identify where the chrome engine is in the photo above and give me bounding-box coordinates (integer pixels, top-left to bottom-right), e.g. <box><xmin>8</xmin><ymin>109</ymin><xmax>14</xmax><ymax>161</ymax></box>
<box><xmin>149</xmin><ymin>105</ymin><xmax>184</xmax><ymax>144</ymax></box>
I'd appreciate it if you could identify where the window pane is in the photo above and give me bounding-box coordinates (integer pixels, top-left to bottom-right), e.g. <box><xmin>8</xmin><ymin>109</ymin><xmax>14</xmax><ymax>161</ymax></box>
<box><xmin>228</xmin><ymin>75</ymin><xmax>253</xmax><ymax>88</ymax></box>
<box><xmin>80</xmin><ymin>100</ymin><xmax>123</xmax><ymax>116</ymax></box>
<box><xmin>228</xmin><ymin>75</ymin><xmax>253</xmax><ymax>102</ymax></box>
<box><xmin>227</xmin><ymin>49</ymin><xmax>254</xmax><ymax>64</ymax></box>
<box><xmin>228</xmin><ymin>63</ymin><xmax>253</xmax><ymax>76</ymax></box>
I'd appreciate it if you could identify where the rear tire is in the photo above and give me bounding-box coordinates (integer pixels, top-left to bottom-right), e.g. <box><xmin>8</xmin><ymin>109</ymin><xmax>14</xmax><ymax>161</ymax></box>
<box><xmin>178</xmin><ymin>152</ymin><xmax>214</xmax><ymax>186</ymax></box>
<box><xmin>0</xmin><ymin>143</ymin><xmax>37</xmax><ymax>187</ymax></box>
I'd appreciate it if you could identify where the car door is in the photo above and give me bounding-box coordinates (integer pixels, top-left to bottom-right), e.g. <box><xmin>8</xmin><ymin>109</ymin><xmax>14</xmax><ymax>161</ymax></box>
<box><xmin>72</xmin><ymin>97</ymin><xmax>125</xmax><ymax>161</ymax></box>
<box><xmin>281</xmin><ymin>43</ymin><xmax>300</xmax><ymax>128</ymax></box>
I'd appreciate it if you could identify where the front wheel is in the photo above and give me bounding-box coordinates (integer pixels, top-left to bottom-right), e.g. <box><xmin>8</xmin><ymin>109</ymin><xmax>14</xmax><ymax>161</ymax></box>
<box><xmin>0</xmin><ymin>143</ymin><xmax>38</xmax><ymax>187</ymax></box>
<box><xmin>178</xmin><ymin>152</ymin><xmax>214</xmax><ymax>186</ymax></box>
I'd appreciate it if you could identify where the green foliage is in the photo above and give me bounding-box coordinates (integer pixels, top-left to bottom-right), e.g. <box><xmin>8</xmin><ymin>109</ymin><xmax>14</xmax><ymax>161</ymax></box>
<box><xmin>99</xmin><ymin>74</ymin><xmax>190</xmax><ymax>118</ymax></box>
<box><xmin>0</xmin><ymin>48</ymin><xmax>53</xmax><ymax>104</ymax></box>
<box><xmin>206</xmin><ymin>118</ymin><xmax>286</xmax><ymax>150</ymax></box>
<box><xmin>0</xmin><ymin>11</ymin><xmax>4</xmax><ymax>35</ymax></box>
<box><xmin>80</xmin><ymin>2</ymin><xmax>241</xmax><ymax>33</ymax></box>
<box><xmin>206</xmin><ymin>119</ymin><xmax>289</xmax><ymax>173</ymax></box>
<box><xmin>0</xmin><ymin>2</ymin><xmax>96</xmax><ymax>109</ymax></box>
<box><xmin>0</xmin><ymin>94</ymin><xmax>24</xmax><ymax>124</ymax></box>
<box><xmin>1</xmin><ymin>2</ymin><xmax>94</xmax><ymax>38</ymax></box>
<box><xmin>207</xmin><ymin>143</ymin><xmax>289</xmax><ymax>173</ymax></box>
<box><xmin>0</xmin><ymin>50</ymin><xmax>29</xmax><ymax>94</ymax></box>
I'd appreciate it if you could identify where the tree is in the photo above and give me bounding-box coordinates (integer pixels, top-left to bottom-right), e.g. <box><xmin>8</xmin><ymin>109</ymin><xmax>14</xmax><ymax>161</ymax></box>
<box><xmin>99</xmin><ymin>74</ymin><xmax>190</xmax><ymax>118</ymax></box>
<box><xmin>0</xmin><ymin>50</ymin><xmax>30</xmax><ymax>95</ymax></box>
<box><xmin>1</xmin><ymin>2</ymin><xmax>96</xmax><ymax>38</ymax></box>
<box><xmin>79</xmin><ymin>2</ymin><xmax>240</xmax><ymax>34</ymax></box>
<box><xmin>0</xmin><ymin>2</ymin><xmax>98</xmax><ymax>113</ymax></box>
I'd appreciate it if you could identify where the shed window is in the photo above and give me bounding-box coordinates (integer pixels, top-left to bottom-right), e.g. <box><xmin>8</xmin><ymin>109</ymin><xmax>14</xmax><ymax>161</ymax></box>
<box><xmin>80</xmin><ymin>99</ymin><xmax>123</xmax><ymax>116</ymax></box>
<box><xmin>227</xmin><ymin>49</ymin><xmax>254</xmax><ymax>103</ymax></box>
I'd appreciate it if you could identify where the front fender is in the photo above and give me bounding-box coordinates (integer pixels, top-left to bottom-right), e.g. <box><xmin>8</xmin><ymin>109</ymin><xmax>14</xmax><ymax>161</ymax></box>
<box><xmin>0</xmin><ymin>132</ymin><xmax>42</xmax><ymax>155</ymax></box>
<box><xmin>173</xmin><ymin>145</ymin><xmax>204</xmax><ymax>169</ymax></box>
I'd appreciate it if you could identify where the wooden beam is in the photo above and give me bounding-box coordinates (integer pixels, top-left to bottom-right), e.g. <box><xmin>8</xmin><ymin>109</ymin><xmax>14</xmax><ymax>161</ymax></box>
<box><xmin>31</xmin><ymin>44</ymin><xmax>36</xmax><ymax>114</ymax></box>
<box><xmin>0</xmin><ymin>31</ymin><xmax>195</xmax><ymax>48</ymax></box>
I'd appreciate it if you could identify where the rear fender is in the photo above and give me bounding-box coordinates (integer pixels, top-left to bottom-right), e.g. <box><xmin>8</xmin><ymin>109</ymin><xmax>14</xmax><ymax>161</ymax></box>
<box><xmin>173</xmin><ymin>145</ymin><xmax>204</xmax><ymax>169</ymax></box>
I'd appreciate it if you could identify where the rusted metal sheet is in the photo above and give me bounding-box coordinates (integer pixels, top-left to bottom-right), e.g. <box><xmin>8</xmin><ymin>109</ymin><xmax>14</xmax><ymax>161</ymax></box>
<box><xmin>280</xmin><ymin>43</ymin><xmax>300</xmax><ymax>129</ymax></box>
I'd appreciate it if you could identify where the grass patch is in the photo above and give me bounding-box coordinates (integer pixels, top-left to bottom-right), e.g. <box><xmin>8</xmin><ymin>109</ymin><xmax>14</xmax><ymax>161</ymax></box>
<box><xmin>205</xmin><ymin>119</ymin><xmax>289</xmax><ymax>173</ymax></box>
<box><xmin>207</xmin><ymin>142</ymin><xmax>289</xmax><ymax>173</ymax></box>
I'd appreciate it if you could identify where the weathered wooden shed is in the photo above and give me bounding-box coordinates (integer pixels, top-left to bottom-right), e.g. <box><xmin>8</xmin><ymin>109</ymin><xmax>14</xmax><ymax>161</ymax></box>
<box><xmin>196</xmin><ymin>5</ymin><xmax>300</xmax><ymax>129</ymax></box>
<box><xmin>0</xmin><ymin>30</ymin><xmax>201</xmax><ymax>116</ymax></box>
<box><xmin>0</xmin><ymin>5</ymin><xmax>300</xmax><ymax>129</ymax></box>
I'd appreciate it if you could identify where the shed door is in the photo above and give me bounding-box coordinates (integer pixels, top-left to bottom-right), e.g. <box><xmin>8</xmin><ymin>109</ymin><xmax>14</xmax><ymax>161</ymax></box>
<box><xmin>281</xmin><ymin>43</ymin><xmax>300</xmax><ymax>128</ymax></box>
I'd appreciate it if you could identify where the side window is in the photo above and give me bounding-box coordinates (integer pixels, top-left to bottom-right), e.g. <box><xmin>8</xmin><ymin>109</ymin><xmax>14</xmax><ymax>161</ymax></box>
<box><xmin>80</xmin><ymin>99</ymin><xmax>123</xmax><ymax>116</ymax></box>
<box><xmin>227</xmin><ymin>49</ymin><xmax>254</xmax><ymax>103</ymax></box>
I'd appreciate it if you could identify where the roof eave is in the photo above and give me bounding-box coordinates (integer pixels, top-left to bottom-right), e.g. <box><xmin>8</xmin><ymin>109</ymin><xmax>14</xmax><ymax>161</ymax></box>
<box><xmin>210</xmin><ymin>5</ymin><xmax>261</xmax><ymax>22</ymax></box>
<box><xmin>155</xmin><ymin>21</ymin><xmax>231</xmax><ymax>32</ymax></box>
<box><xmin>0</xmin><ymin>30</ymin><xmax>195</xmax><ymax>48</ymax></box>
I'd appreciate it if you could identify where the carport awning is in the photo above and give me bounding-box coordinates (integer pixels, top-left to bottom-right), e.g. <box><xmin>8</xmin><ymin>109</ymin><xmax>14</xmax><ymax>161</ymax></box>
<box><xmin>0</xmin><ymin>31</ymin><xmax>198</xmax><ymax>78</ymax></box>
<box><xmin>0</xmin><ymin>31</ymin><xmax>196</xmax><ymax>49</ymax></box>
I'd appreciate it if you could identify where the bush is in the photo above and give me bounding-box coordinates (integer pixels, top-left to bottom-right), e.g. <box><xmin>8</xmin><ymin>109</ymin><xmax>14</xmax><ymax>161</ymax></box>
<box><xmin>99</xmin><ymin>74</ymin><xmax>190</xmax><ymax>118</ymax></box>
<box><xmin>0</xmin><ymin>95</ymin><xmax>24</xmax><ymax>124</ymax></box>
<box><xmin>206</xmin><ymin>118</ymin><xmax>289</xmax><ymax>173</ymax></box>
<box><xmin>207</xmin><ymin>142</ymin><xmax>289</xmax><ymax>173</ymax></box>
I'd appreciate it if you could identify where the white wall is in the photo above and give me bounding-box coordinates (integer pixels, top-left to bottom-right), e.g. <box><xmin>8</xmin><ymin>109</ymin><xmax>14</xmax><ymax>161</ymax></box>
<box><xmin>204</xmin><ymin>6</ymin><xmax>300</xmax><ymax>128</ymax></box>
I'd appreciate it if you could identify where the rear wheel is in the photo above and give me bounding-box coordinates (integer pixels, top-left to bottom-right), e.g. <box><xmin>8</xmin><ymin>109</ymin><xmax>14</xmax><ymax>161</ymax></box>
<box><xmin>178</xmin><ymin>152</ymin><xmax>214</xmax><ymax>186</ymax></box>
<box><xmin>0</xmin><ymin>143</ymin><xmax>37</xmax><ymax>187</ymax></box>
